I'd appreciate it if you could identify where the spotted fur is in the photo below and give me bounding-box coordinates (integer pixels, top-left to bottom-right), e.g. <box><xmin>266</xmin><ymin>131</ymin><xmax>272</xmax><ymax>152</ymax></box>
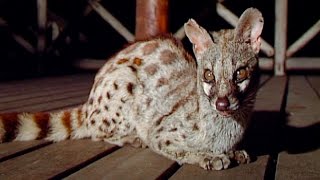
<box><xmin>0</xmin><ymin>8</ymin><xmax>263</xmax><ymax>170</ymax></box>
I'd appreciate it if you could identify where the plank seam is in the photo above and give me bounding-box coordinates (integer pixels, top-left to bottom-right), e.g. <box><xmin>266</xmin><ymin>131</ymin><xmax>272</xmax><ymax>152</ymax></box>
<box><xmin>264</xmin><ymin>76</ymin><xmax>289</xmax><ymax>180</ymax></box>
<box><xmin>156</xmin><ymin>162</ymin><xmax>181</xmax><ymax>180</ymax></box>
<box><xmin>305</xmin><ymin>76</ymin><xmax>320</xmax><ymax>98</ymax></box>
<box><xmin>0</xmin><ymin>141</ymin><xmax>52</xmax><ymax>163</ymax></box>
<box><xmin>50</xmin><ymin>145</ymin><xmax>121</xmax><ymax>179</ymax></box>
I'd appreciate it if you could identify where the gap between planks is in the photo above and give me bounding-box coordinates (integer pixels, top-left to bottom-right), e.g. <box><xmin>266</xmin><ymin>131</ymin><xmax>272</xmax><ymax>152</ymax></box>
<box><xmin>0</xmin><ymin>140</ymin><xmax>118</xmax><ymax>179</ymax></box>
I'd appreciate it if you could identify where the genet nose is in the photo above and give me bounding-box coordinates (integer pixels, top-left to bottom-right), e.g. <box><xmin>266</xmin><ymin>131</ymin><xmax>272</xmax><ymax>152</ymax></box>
<box><xmin>216</xmin><ymin>97</ymin><xmax>230</xmax><ymax>111</ymax></box>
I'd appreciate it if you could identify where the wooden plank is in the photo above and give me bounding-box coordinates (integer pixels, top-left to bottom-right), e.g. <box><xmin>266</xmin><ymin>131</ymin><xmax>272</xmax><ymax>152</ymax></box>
<box><xmin>0</xmin><ymin>141</ymin><xmax>51</xmax><ymax>162</ymax></box>
<box><xmin>0</xmin><ymin>140</ymin><xmax>118</xmax><ymax>179</ymax></box>
<box><xmin>0</xmin><ymin>74</ymin><xmax>94</xmax><ymax>94</ymax></box>
<box><xmin>65</xmin><ymin>146</ymin><xmax>142</xmax><ymax>179</ymax></box>
<box><xmin>171</xmin><ymin>76</ymin><xmax>287</xmax><ymax>179</ymax></box>
<box><xmin>276</xmin><ymin>76</ymin><xmax>320</xmax><ymax>179</ymax></box>
<box><xmin>1</xmin><ymin>94</ymin><xmax>88</xmax><ymax>113</ymax></box>
<box><xmin>67</xmin><ymin>147</ymin><xmax>177</xmax><ymax>179</ymax></box>
<box><xmin>0</xmin><ymin>83</ymin><xmax>90</xmax><ymax>103</ymax></box>
<box><xmin>254</xmin><ymin>76</ymin><xmax>287</xmax><ymax>111</ymax></box>
<box><xmin>276</xmin><ymin>150</ymin><xmax>320</xmax><ymax>179</ymax></box>
<box><xmin>274</xmin><ymin>0</ymin><xmax>288</xmax><ymax>75</ymax></box>
<box><xmin>244</xmin><ymin>76</ymin><xmax>287</xmax><ymax>156</ymax></box>
<box><xmin>285</xmin><ymin>76</ymin><xmax>320</xmax><ymax>126</ymax></box>
<box><xmin>0</xmin><ymin>90</ymin><xmax>89</xmax><ymax>111</ymax></box>
<box><xmin>170</xmin><ymin>155</ymin><xmax>269</xmax><ymax>180</ymax></box>
<box><xmin>0</xmin><ymin>79</ymin><xmax>91</xmax><ymax>98</ymax></box>
<box><xmin>259</xmin><ymin>74</ymin><xmax>271</xmax><ymax>87</ymax></box>
<box><xmin>306</xmin><ymin>75</ymin><xmax>320</xmax><ymax>96</ymax></box>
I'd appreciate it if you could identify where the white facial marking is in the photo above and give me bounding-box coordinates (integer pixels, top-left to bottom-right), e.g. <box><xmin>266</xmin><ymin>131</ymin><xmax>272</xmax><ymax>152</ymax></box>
<box><xmin>238</xmin><ymin>79</ymin><xmax>250</xmax><ymax>92</ymax></box>
<box><xmin>203</xmin><ymin>82</ymin><xmax>211</xmax><ymax>96</ymax></box>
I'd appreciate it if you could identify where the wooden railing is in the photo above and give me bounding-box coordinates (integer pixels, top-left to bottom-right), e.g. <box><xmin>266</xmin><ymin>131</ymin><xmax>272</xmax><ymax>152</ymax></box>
<box><xmin>2</xmin><ymin>0</ymin><xmax>319</xmax><ymax>75</ymax></box>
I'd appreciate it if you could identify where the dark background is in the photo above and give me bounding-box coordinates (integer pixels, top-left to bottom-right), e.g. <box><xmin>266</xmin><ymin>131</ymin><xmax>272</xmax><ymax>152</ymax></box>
<box><xmin>0</xmin><ymin>0</ymin><xmax>319</xmax><ymax>81</ymax></box>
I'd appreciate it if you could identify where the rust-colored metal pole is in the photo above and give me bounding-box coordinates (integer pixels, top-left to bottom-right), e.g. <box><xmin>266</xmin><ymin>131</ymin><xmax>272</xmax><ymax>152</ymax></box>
<box><xmin>135</xmin><ymin>0</ymin><xmax>169</xmax><ymax>40</ymax></box>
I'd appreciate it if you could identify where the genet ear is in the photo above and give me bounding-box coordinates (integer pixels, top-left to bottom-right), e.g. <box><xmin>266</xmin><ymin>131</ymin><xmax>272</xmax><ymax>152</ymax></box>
<box><xmin>235</xmin><ymin>8</ymin><xmax>264</xmax><ymax>54</ymax></box>
<box><xmin>184</xmin><ymin>19</ymin><xmax>214</xmax><ymax>56</ymax></box>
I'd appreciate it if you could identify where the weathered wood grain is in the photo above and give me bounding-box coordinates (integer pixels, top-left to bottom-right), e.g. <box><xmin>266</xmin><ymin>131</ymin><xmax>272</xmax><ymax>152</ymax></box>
<box><xmin>66</xmin><ymin>146</ymin><xmax>178</xmax><ymax>179</ymax></box>
<box><xmin>170</xmin><ymin>155</ymin><xmax>269</xmax><ymax>180</ymax></box>
<box><xmin>276</xmin><ymin>150</ymin><xmax>320</xmax><ymax>179</ymax></box>
<box><xmin>285</xmin><ymin>76</ymin><xmax>320</xmax><ymax>127</ymax></box>
<box><xmin>254</xmin><ymin>76</ymin><xmax>287</xmax><ymax>111</ymax></box>
<box><xmin>0</xmin><ymin>140</ymin><xmax>117</xmax><ymax>179</ymax></box>
<box><xmin>65</xmin><ymin>146</ymin><xmax>142</xmax><ymax>180</ymax></box>
<box><xmin>275</xmin><ymin>76</ymin><xmax>320</xmax><ymax>179</ymax></box>
<box><xmin>0</xmin><ymin>140</ymin><xmax>51</xmax><ymax>162</ymax></box>
<box><xmin>306</xmin><ymin>75</ymin><xmax>320</xmax><ymax>97</ymax></box>
<box><xmin>0</xmin><ymin>83</ymin><xmax>89</xmax><ymax>103</ymax></box>
<box><xmin>0</xmin><ymin>74</ymin><xmax>93</xmax><ymax>95</ymax></box>
<box><xmin>0</xmin><ymin>89</ymin><xmax>89</xmax><ymax>111</ymax></box>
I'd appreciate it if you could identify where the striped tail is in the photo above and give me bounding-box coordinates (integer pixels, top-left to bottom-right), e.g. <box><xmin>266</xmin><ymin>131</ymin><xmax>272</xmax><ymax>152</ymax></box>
<box><xmin>0</xmin><ymin>107</ymin><xmax>90</xmax><ymax>143</ymax></box>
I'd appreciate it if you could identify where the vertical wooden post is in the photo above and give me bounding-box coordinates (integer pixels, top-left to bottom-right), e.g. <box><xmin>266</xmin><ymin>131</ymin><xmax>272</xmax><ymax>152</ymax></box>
<box><xmin>274</xmin><ymin>0</ymin><xmax>288</xmax><ymax>76</ymax></box>
<box><xmin>37</xmin><ymin>0</ymin><xmax>47</xmax><ymax>54</ymax></box>
<box><xmin>135</xmin><ymin>0</ymin><xmax>169</xmax><ymax>40</ymax></box>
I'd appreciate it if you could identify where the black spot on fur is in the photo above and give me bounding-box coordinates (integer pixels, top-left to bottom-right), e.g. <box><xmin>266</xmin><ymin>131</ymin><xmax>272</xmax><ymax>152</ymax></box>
<box><xmin>169</xmin><ymin>127</ymin><xmax>177</xmax><ymax>132</ymax></box>
<box><xmin>165</xmin><ymin>140</ymin><xmax>171</xmax><ymax>146</ymax></box>
<box><xmin>89</xmin><ymin>98</ymin><xmax>94</xmax><ymax>105</ymax></box>
<box><xmin>113</xmin><ymin>82</ymin><xmax>118</xmax><ymax>90</ymax></box>
<box><xmin>112</xmin><ymin>118</ymin><xmax>116</xmax><ymax>123</ymax></box>
<box><xmin>128</xmin><ymin>65</ymin><xmax>137</xmax><ymax>72</ymax></box>
<box><xmin>127</xmin><ymin>83</ymin><xmax>134</xmax><ymax>95</ymax></box>
<box><xmin>193</xmin><ymin>123</ymin><xmax>199</xmax><ymax>131</ymax></box>
<box><xmin>103</xmin><ymin>119</ymin><xmax>110</xmax><ymax>126</ymax></box>
<box><xmin>98</xmin><ymin>96</ymin><xmax>102</xmax><ymax>104</ymax></box>
<box><xmin>106</xmin><ymin>92</ymin><xmax>111</xmax><ymax>99</ymax></box>
<box><xmin>157</xmin><ymin>127</ymin><xmax>164</xmax><ymax>133</ymax></box>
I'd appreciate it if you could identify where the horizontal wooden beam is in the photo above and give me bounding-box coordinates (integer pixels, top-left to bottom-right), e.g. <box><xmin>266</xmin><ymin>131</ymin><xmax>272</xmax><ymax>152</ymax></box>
<box><xmin>259</xmin><ymin>57</ymin><xmax>274</xmax><ymax>71</ymax></box>
<box><xmin>286</xmin><ymin>57</ymin><xmax>320</xmax><ymax>70</ymax></box>
<box><xmin>259</xmin><ymin>57</ymin><xmax>320</xmax><ymax>71</ymax></box>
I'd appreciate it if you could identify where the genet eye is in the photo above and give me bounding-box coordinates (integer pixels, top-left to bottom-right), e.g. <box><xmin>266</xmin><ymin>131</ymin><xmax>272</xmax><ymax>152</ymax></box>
<box><xmin>204</xmin><ymin>69</ymin><xmax>214</xmax><ymax>82</ymax></box>
<box><xmin>235</xmin><ymin>68</ymin><xmax>248</xmax><ymax>83</ymax></box>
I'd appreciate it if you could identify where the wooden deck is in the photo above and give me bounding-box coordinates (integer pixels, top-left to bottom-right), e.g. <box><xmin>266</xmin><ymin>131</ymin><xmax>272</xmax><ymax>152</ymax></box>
<box><xmin>0</xmin><ymin>73</ymin><xmax>319</xmax><ymax>179</ymax></box>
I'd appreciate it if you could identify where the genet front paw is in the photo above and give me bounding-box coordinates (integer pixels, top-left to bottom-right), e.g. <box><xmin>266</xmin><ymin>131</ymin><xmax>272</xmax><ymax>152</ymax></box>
<box><xmin>199</xmin><ymin>154</ymin><xmax>231</xmax><ymax>170</ymax></box>
<box><xmin>228</xmin><ymin>150</ymin><xmax>251</xmax><ymax>164</ymax></box>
